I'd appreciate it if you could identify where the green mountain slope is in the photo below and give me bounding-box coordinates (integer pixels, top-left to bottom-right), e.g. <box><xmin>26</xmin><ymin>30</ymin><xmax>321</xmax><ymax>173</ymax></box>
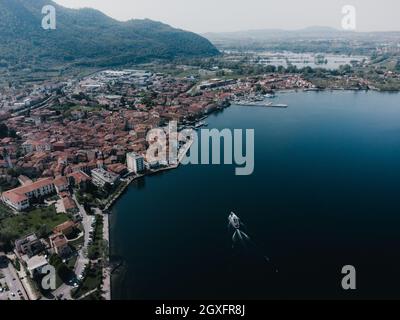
<box><xmin>0</xmin><ymin>0</ymin><xmax>219</xmax><ymax>69</ymax></box>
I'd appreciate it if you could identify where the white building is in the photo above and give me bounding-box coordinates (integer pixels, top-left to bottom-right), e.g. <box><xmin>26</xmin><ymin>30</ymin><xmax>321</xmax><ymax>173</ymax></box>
<box><xmin>22</xmin><ymin>140</ymin><xmax>52</xmax><ymax>154</ymax></box>
<box><xmin>127</xmin><ymin>152</ymin><xmax>145</xmax><ymax>174</ymax></box>
<box><xmin>2</xmin><ymin>178</ymin><xmax>55</xmax><ymax>211</ymax></box>
<box><xmin>26</xmin><ymin>255</ymin><xmax>49</xmax><ymax>276</ymax></box>
<box><xmin>91</xmin><ymin>168</ymin><xmax>120</xmax><ymax>187</ymax></box>
<box><xmin>53</xmin><ymin>176</ymin><xmax>69</xmax><ymax>193</ymax></box>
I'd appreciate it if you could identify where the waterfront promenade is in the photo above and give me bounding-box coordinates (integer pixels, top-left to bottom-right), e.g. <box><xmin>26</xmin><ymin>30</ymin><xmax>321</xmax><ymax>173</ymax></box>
<box><xmin>102</xmin><ymin>213</ymin><xmax>111</xmax><ymax>300</ymax></box>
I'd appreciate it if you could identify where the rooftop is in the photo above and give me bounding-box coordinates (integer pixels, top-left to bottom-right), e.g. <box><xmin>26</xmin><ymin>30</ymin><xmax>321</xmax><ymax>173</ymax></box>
<box><xmin>26</xmin><ymin>255</ymin><xmax>48</xmax><ymax>272</ymax></box>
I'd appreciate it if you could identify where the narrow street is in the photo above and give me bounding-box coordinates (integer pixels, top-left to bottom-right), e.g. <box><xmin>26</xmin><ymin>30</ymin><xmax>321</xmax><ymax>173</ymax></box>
<box><xmin>49</xmin><ymin>194</ymin><xmax>91</xmax><ymax>300</ymax></box>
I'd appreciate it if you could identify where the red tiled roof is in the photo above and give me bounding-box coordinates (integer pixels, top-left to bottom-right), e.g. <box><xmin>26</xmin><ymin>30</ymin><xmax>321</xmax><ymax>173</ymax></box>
<box><xmin>2</xmin><ymin>190</ymin><xmax>28</xmax><ymax>203</ymax></box>
<box><xmin>49</xmin><ymin>233</ymin><xmax>68</xmax><ymax>248</ymax></box>
<box><xmin>62</xmin><ymin>197</ymin><xmax>77</xmax><ymax>211</ymax></box>
<box><xmin>54</xmin><ymin>176</ymin><xmax>68</xmax><ymax>187</ymax></box>
<box><xmin>53</xmin><ymin>220</ymin><xmax>75</xmax><ymax>233</ymax></box>
<box><xmin>2</xmin><ymin>177</ymin><xmax>54</xmax><ymax>204</ymax></box>
<box><xmin>67</xmin><ymin>171</ymin><xmax>91</xmax><ymax>184</ymax></box>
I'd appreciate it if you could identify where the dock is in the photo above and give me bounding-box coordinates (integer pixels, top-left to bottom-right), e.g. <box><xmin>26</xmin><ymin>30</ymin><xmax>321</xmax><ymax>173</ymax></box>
<box><xmin>235</xmin><ymin>101</ymin><xmax>288</xmax><ymax>108</ymax></box>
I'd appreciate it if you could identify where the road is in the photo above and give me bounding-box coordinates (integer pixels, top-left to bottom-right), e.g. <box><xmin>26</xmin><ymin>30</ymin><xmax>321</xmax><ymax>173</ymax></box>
<box><xmin>72</xmin><ymin>194</ymin><xmax>91</xmax><ymax>277</ymax></box>
<box><xmin>50</xmin><ymin>195</ymin><xmax>91</xmax><ymax>300</ymax></box>
<box><xmin>0</xmin><ymin>254</ymin><xmax>28</xmax><ymax>300</ymax></box>
<box><xmin>101</xmin><ymin>213</ymin><xmax>111</xmax><ymax>300</ymax></box>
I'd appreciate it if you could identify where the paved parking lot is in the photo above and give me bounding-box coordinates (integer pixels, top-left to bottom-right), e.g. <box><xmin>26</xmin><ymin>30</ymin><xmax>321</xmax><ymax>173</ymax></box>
<box><xmin>0</xmin><ymin>254</ymin><xmax>28</xmax><ymax>300</ymax></box>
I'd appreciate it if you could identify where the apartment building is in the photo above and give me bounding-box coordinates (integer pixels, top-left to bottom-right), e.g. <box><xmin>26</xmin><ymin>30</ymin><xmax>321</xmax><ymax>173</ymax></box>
<box><xmin>91</xmin><ymin>168</ymin><xmax>120</xmax><ymax>187</ymax></box>
<box><xmin>2</xmin><ymin>177</ymin><xmax>55</xmax><ymax>211</ymax></box>
<box><xmin>126</xmin><ymin>152</ymin><xmax>145</xmax><ymax>174</ymax></box>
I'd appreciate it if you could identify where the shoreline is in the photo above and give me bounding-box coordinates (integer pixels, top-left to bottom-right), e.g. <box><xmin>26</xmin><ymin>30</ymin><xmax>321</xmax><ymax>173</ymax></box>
<box><xmin>102</xmin><ymin>213</ymin><xmax>111</xmax><ymax>300</ymax></box>
<box><xmin>103</xmin><ymin>126</ymin><xmax>197</xmax><ymax>212</ymax></box>
<box><xmin>104</xmin><ymin>138</ymin><xmax>195</xmax><ymax>300</ymax></box>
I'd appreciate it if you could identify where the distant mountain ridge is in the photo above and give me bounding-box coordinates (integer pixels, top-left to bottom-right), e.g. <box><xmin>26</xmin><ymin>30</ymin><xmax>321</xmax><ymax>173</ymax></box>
<box><xmin>203</xmin><ymin>26</ymin><xmax>400</xmax><ymax>41</ymax></box>
<box><xmin>0</xmin><ymin>0</ymin><xmax>219</xmax><ymax>69</ymax></box>
<box><xmin>204</xmin><ymin>26</ymin><xmax>400</xmax><ymax>55</ymax></box>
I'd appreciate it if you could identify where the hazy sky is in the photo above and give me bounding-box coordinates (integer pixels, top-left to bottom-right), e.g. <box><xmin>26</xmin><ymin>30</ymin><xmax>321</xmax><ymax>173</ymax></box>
<box><xmin>54</xmin><ymin>0</ymin><xmax>400</xmax><ymax>33</ymax></box>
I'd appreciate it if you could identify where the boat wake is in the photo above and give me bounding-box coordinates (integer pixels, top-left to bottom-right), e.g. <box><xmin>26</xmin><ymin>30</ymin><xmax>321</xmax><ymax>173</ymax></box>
<box><xmin>228</xmin><ymin>211</ymin><xmax>279</xmax><ymax>273</ymax></box>
<box><xmin>232</xmin><ymin>229</ymin><xmax>250</xmax><ymax>244</ymax></box>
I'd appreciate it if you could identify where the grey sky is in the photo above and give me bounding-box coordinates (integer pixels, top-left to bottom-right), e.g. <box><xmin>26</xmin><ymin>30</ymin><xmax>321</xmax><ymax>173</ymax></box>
<box><xmin>54</xmin><ymin>0</ymin><xmax>400</xmax><ymax>33</ymax></box>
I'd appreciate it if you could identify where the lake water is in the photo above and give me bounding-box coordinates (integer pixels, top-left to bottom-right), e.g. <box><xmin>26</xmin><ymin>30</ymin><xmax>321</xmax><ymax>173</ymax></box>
<box><xmin>111</xmin><ymin>91</ymin><xmax>400</xmax><ymax>299</ymax></box>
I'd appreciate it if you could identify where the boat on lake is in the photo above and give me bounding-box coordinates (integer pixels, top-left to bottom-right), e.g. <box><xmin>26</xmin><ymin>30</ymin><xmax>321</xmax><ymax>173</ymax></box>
<box><xmin>228</xmin><ymin>212</ymin><xmax>241</xmax><ymax>229</ymax></box>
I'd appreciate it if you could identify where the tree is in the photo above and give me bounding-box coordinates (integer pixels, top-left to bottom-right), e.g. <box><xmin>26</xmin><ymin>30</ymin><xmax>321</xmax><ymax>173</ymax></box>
<box><xmin>36</xmin><ymin>224</ymin><xmax>51</xmax><ymax>238</ymax></box>
<box><xmin>0</xmin><ymin>123</ymin><xmax>9</xmax><ymax>138</ymax></box>
<box><xmin>0</xmin><ymin>229</ymin><xmax>18</xmax><ymax>252</ymax></box>
<box><xmin>49</xmin><ymin>254</ymin><xmax>75</xmax><ymax>284</ymax></box>
<box><xmin>102</xmin><ymin>182</ymin><xmax>113</xmax><ymax>195</ymax></box>
<box><xmin>339</xmin><ymin>64</ymin><xmax>352</xmax><ymax>75</ymax></box>
<box><xmin>88</xmin><ymin>245</ymin><xmax>99</xmax><ymax>260</ymax></box>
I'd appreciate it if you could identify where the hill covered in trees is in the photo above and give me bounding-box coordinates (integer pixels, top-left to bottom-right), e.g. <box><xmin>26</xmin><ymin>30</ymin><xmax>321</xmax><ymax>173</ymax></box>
<box><xmin>0</xmin><ymin>0</ymin><xmax>219</xmax><ymax>71</ymax></box>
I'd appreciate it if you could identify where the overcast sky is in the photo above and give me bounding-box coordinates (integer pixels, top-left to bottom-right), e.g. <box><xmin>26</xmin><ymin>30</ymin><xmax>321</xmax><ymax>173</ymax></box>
<box><xmin>54</xmin><ymin>0</ymin><xmax>400</xmax><ymax>33</ymax></box>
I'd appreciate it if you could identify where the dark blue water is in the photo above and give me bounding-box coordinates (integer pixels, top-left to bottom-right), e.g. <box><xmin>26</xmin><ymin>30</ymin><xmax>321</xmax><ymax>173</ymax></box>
<box><xmin>111</xmin><ymin>91</ymin><xmax>400</xmax><ymax>300</ymax></box>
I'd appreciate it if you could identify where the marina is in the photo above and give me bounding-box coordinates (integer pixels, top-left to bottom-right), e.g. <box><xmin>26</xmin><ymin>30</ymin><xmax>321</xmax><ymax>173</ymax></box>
<box><xmin>236</xmin><ymin>101</ymin><xmax>289</xmax><ymax>108</ymax></box>
<box><xmin>194</xmin><ymin>121</ymin><xmax>208</xmax><ymax>129</ymax></box>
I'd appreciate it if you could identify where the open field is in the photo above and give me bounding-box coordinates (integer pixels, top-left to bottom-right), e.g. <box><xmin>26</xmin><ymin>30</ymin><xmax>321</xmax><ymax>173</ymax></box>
<box><xmin>0</xmin><ymin>206</ymin><xmax>70</xmax><ymax>241</ymax></box>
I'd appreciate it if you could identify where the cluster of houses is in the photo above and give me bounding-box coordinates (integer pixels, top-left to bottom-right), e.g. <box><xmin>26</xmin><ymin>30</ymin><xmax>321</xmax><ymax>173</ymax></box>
<box><xmin>1</xmin><ymin>151</ymin><xmax>145</xmax><ymax>212</ymax></box>
<box><xmin>0</xmin><ymin>70</ymin><xmax>232</xmax><ymax>216</ymax></box>
<box><xmin>0</xmin><ymin>80</ymin><xmax>62</xmax><ymax>115</ymax></box>
<box><xmin>2</xmin><ymin>174</ymin><xmax>73</xmax><ymax>212</ymax></box>
<box><xmin>1</xmin><ymin>144</ymin><xmax>147</xmax><ymax>213</ymax></box>
<box><xmin>14</xmin><ymin>220</ymin><xmax>77</xmax><ymax>279</ymax></box>
<box><xmin>1</xmin><ymin>70</ymin><xmax>320</xmax><ymax>215</ymax></box>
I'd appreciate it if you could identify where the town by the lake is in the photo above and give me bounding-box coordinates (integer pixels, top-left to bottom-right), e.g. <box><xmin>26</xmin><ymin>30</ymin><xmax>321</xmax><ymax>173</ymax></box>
<box><xmin>1</xmin><ymin>0</ymin><xmax>400</xmax><ymax>302</ymax></box>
